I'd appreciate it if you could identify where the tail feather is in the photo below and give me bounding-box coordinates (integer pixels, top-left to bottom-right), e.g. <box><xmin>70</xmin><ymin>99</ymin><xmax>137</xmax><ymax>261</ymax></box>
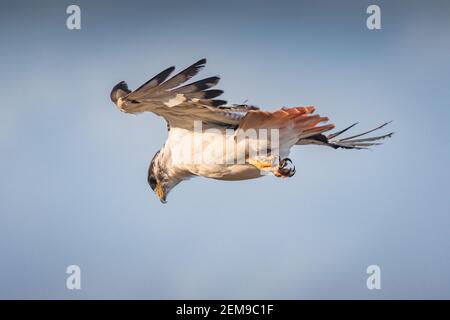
<box><xmin>342</xmin><ymin>132</ymin><xmax>393</xmax><ymax>143</ymax></box>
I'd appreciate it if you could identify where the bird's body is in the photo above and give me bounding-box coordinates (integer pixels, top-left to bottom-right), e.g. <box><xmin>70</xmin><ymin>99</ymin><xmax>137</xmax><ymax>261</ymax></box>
<box><xmin>110</xmin><ymin>58</ymin><xmax>393</xmax><ymax>203</ymax></box>
<box><xmin>163</xmin><ymin>126</ymin><xmax>264</xmax><ymax>181</ymax></box>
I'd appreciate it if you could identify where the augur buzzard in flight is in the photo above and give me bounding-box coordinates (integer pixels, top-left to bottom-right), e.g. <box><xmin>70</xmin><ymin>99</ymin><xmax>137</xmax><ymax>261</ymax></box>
<box><xmin>110</xmin><ymin>59</ymin><xmax>392</xmax><ymax>203</ymax></box>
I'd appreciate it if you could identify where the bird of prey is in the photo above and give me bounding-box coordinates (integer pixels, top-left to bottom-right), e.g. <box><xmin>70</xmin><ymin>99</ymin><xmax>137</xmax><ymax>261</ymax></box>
<box><xmin>110</xmin><ymin>59</ymin><xmax>392</xmax><ymax>203</ymax></box>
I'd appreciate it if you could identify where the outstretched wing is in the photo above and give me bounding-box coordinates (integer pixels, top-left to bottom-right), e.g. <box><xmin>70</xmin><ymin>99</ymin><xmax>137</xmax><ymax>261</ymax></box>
<box><xmin>110</xmin><ymin>59</ymin><xmax>257</xmax><ymax>130</ymax></box>
<box><xmin>237</xmin><ymin>106</ymin><xmax>393</xmax><ymax>155</ymax></box>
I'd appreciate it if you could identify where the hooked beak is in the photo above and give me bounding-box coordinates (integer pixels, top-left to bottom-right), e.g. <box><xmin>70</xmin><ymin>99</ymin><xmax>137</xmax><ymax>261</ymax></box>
<box><xmin>155</xmin><ymin>183</ymin><xmax>167</xmax><ymax>204</ymax></box>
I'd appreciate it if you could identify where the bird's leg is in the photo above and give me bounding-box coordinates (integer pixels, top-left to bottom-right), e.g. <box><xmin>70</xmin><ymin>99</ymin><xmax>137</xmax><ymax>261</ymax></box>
<box><xmin>274</xmin><ymin>157</ymin><xmax>296</xmax><ymax>178</ymax></box>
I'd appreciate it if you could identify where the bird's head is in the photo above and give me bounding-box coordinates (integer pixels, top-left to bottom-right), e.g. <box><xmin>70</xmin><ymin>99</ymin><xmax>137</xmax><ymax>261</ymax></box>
<box><xmin>110</xmin><ymin>81</ymin><xmax>131</xmax><ymax>106</ymax></box>
<box><xmin>147</xmin><ymin>150</ymin><xmax>179</xmax><ymax>204</ymax></box>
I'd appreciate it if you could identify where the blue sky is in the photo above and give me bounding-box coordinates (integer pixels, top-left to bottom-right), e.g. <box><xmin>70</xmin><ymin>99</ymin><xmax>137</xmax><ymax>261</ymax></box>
<box><xmin>0</xmin><ymin>0</ymin><xmax>449</xmax><ymax>299</ymax></box>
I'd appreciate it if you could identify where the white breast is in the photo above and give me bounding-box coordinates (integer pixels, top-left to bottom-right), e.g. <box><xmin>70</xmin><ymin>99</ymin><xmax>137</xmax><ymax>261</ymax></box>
<box><xmin>165</xmin><ymin>127</ymin><xmax>263</xmax><ymax>180</ymax></box>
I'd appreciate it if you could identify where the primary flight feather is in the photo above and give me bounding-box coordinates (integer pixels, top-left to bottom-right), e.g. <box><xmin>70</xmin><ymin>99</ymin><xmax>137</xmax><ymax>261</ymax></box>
<box><xmin>110</xmin><ymin>59</ymin><xmax>393</xmax><ymax>203</ymax></box>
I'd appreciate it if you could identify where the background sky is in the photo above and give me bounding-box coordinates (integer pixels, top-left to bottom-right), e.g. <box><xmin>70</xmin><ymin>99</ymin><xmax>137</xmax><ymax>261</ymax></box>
<box><xmin>0</xmin><ymin>0</ymin><xmax>449</xmax><ymax>299</ymax></box>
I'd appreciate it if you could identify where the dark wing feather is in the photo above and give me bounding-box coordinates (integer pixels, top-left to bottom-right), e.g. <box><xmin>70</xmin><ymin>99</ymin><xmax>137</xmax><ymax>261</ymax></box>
<box><xmin>339</xmin><ymin>122</ymin><xmax>392</xmax><ymax>141</ymax></box>
<box><xmin>327</xmin><ymin>122</ymin><xmax>358</xmax><ymax>139</ymax></box>
<box><xmin>170</xmin><ymin>76</ymin><xmax>221</xmax><ymax>95</ymax></box>
<box><xmin>156</xmin><ymin>58</ymin><xmax>207</xmax><ymax>91</ymax></box>
<box><xmin>184</xmin><ymin>89</ymin><xmax>224</xmax><ymax>100</ymax></box>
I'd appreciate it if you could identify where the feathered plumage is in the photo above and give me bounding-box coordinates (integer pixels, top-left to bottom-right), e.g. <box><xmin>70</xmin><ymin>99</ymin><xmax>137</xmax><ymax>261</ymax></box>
<box><xmin>110</xmin><ymin>59</ymin><xmax>393</xmax><ymax>203</ymax></box>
